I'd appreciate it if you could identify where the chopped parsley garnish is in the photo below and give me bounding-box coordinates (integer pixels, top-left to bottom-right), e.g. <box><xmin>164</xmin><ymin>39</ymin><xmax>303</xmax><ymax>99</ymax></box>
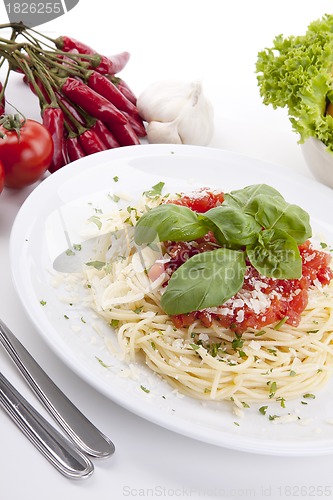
<box><xmin>143</xmin><ymin>181</ymin><xmax>165</xmax><ymax>198</ymax></box>
<box><xmin>96</xmin><ymin>357</ymin><xmax>111</xmax><ymax>368</ymax></box>
<box><xmin>133</xmin><ymin>306</ymin><xmax>143</xmax><ymax>314</ymax></box>
<box><xmin>85</xmin><ymin>260</ymin><xmax>105</xmax><ymax>270</ymax></box>
<box><xmin>232</xmin><ymin>334</ymin><xmax>243</xmax><ymax>351</ymax></box>
<box><xmin>273</xmin><ymin>317</ymin><xmax>288</xmax><ymax>330</ymax></box>
<box><xmin>88</xmin><ymin>215</ymin><xmax>102</xmax><ymax>230</ymax></box>
<box><xmin>124</xmin><ymin>206</ymin><xmax>140</xmax><ymax>224</ymax></box>
<box><xmin>231</xmin><ymin>334</ymin><xmax>246</xmax><ymax>358</ymax></box>
<box><xmin>109</xmin><ymin>193</ymin><xmax>120</xmax><ymax>203</ymax></box>
<box><xmin>140</xmin><ymin>385</ymin><xmax>150</xmax><ymax>393</ymax></box>
<box><xmin>209</xmin><ymin>342</ymin><xmax>221</xmax><ymax>357</ymax></box>
<box><xmin>268</xmin><ymin>381</ymin><xmax>277</xmax><ymax>398</ymax></box>
<box><xmin>190</xmin><ymin>343</ymin><xmax>200</xmax><ymax>351</ymax></box>
<box><xmin>277</xmin><ymin>397</ymin><xmax>286</xmax><ymax>408</ymax></box>
<box><xmin>259</xmin><ymin>405</ymin><xmax>268</xmax><ymax>415</ymax></box>
<box><xmin>303</xmin><ymin>393</ymin><xmax>315</xmax><ymax>399</ymax></box>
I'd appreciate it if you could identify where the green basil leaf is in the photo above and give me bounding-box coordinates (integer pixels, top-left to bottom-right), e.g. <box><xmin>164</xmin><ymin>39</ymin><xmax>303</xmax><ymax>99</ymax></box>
<box><xmin>203</xmin><ymin>206</ymin><xmax>262</xmax><ymax>246</ymax></box>
<box><xmin>160</xmin><ymin>248</ymin><xmax>246</xmax><ymax>315</ymax></box>
<box><xmin>247</xmin><ymin>195</ymin><xmax>312</xmax><ymax>244</ymax></box>
<box><xmin>246</xmin><ymin>228</ymin><xmax>302</xmax><ymax>279</ymax></box>
<box><xmin>225</xmin><ymin>184</ymin><xmax>284</xmax><ymax>210</ymax></box>
<box><xmin>134</xmin><ymin>204</ymin><xmax>208</xmax><ymax>245</ymax></box>
<box><xmin>225</xmin><ymin>184</ymin><xmax>312</xmax><ymax>244</ymax></box>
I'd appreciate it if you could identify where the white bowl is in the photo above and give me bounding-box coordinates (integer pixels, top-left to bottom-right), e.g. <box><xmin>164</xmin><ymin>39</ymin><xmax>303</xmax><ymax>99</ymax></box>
<box><xmin>301</xmin><ymin>136</ymin><xmax>333</xmax><ymax>189</ymax></box>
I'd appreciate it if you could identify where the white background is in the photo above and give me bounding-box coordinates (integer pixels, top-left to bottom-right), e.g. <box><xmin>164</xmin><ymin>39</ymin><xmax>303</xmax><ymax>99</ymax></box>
<box><xmin>1</xmin><ymin>1</ymin><xmax>333</xmax><ymax>499</ymax></box>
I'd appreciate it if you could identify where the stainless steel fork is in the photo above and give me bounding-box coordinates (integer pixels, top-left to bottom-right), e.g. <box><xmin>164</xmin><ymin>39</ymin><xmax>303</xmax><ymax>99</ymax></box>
<box><xmin>0</xmin><ymin>371</ymin><xmax>94</xmax><ymax>479</ymax></box>
<box><xmin>0</xmin><ymin>319</ymin><xmax>115</xmax><ymax>459</ymax></box>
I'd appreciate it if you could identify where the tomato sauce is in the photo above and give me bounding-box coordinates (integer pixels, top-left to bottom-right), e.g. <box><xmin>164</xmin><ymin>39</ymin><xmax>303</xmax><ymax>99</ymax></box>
<box><xmin>167</xmin><ymin>186</ymin><xmax>224</xmax><ymax>213</ymax></box>
<box><xmin>161</xmin><ymin>188</ymin><xmax>333</xmax><ymax>333</ymax></box>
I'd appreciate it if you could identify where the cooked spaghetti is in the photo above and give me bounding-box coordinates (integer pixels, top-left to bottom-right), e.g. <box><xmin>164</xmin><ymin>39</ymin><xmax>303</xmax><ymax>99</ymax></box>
<box><xmin>82</xmin><ymin>187</ymin><xmax>333</xmax><ymax>407</ymax></box>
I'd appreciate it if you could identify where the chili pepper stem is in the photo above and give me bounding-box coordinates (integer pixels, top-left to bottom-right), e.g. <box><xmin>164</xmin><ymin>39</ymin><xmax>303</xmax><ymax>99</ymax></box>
<box><xmin>15</xmin><ymin>55</ymin><xmax>51</xmax><ymax>109</ymax></box>
<box><xmin>21</xmin><ymin>25</ymin><xmax>59</xmax><ymax>45</ymax></box>
<box><xmin>0</xmin><ymin>64</ymin><xmax>10</xmax><ymax>101</ymax></box>
<box><xmin>19</xmin><ymin>30</ymin><xmax>43</xmax><ymax>49</ymax></box>
<box><xmin>0</xmin><ymin>22</ymin><xmax>27</xmax><ymax>32</ymax></box>
<box><xmin>25</xmin><ymin>46</ymin><xmax>59</xmax><ymax>108</ymax></box>
<box><xmin>37</xmin><ymin>50</ymin><xmax>87</xmax><ymax>77</ymax></box>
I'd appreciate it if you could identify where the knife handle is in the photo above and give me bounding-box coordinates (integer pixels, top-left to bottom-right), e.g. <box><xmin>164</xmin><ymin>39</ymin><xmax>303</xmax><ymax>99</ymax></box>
<box><xmin>0</xmin><ymin>372</ymin><xmax>94</xmax><ymax>479</ymax></box>
<box><xmin>0</xmin><ymin>319</ymin><xmax>115</xmax><ymax>458</ymax></box>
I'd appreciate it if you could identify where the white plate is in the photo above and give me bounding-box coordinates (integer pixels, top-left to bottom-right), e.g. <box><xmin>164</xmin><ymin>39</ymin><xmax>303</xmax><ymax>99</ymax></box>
<box><xmin>10</xmin><ymin>144</ymin><xmax>333</xmax><ymax>456</ymax></box>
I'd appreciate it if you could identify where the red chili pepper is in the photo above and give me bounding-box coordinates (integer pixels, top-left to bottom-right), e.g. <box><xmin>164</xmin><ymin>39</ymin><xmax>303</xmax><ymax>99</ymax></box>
<box><xmin>23</xmin><ymin>75</ymin><xmax>51</xmax><ymax>104</ymax></box>
<box><xmin>93</xmin><ymin>51</ymin><xmax>130</xmax><ymax>75</ymax></box>
<box><xmin>107</xmin><ymin>121</ymin><xmax>140</xmax><ymax>147</ymax></box>
<box><xmin>109</xmin><ymin>76</ymin><xmax>137</xmax><ymax>104</ymax></box>
<box><xmin>10</xmin><ymin>66</ymin><xmax>24</xmax><ymax>74</ymax></box>
<box><xmin>122</xmin><ymin>112</ymin><xmax>146</xmax><ymax>137</ymax></box>
<box><xmin>55</xmin><ymin>35</ymin><xmax>93</xmax><ymax>54</ymax></box>
<box><xmin>0</xmin><ymin>82</ymin><xmax>5</xmax><ymax>115</ymax></box>
<box><xmin>42</xmin><ymin>107</ymin><xmax>68</xmax><ymax>173</ymax></box>
<box><xmin>78</xmin><ymin>128</ymin><xmax>108</xmax><ymax>156</ymax></box>
<box><xmin>91</xmin><ymin>120</ymin><xmax>120</xmax><ymax>149</ymax></box>
<box><xmin>56</xmin><ymin>48</ymin><xmax>79</xmax><ymax>70</ymax></box>
<box><xmin>54</xmin><ymin>36</ymin><xmax>130</xmax><ymax>74</ymax></box>
<box><xmin>87</xmin><ymin>71</ymin><xmax>138</xmax><ymax>116</ymax></box>
<box><xmin>66</xmin><ymin>136</ymin><xmax>86</xmax><ymax>162</ymax></box>
<box><xmin>61</xmin><ymin>77</ymin><xmax>127</xmax><ymax>128</ymax></box>
<box><xmin>55</xmin><ymin>91</ymin><xmax>86</xmax><ymax>126</ymax></box>
<box><xmin>23</xmin><ymin>74</ymin><xmax>33</xmax><ymax>91</ymax></box>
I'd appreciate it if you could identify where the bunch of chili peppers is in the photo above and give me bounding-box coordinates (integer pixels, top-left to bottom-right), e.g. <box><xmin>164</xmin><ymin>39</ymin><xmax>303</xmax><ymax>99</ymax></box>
<box><xmin>0</xmin><ymin>22</ymin><xmax>146</xmax><ymax>172</ymax></box>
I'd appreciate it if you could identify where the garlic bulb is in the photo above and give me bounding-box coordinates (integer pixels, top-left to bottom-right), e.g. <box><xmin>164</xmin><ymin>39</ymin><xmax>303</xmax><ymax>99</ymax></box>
<box><xmin>146</xmin><ymin>121</ymin><xmax>182</xmax><ymax>144</ymax></box>
<box><xmin>137</xmin><ymin>80</ymin><xmax>214</xmax><ymax>146</ymax></box>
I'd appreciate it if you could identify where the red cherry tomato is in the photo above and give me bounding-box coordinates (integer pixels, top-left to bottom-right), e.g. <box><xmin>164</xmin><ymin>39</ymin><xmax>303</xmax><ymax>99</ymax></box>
<box><xmin>0</xmin><ymin>160</ymin><xmax>4</xmax><ymax>194</ymax></box>
<box><xmin>0</xmin><ymin>119</ymin><xmax>53</xmax><ymax>189</ymax></box>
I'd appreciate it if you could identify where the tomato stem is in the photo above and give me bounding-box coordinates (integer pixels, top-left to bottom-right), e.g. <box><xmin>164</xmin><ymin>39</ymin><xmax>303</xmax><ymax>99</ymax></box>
<box><xmin>0</xmin><ymin>113</ymin><xmax>26</xmax><ymax>140</ymax></box>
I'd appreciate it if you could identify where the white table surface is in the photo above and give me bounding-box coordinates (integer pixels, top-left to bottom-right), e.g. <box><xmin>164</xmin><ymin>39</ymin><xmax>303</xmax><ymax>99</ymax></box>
<box><xmin>1</xmin><ymin>1</ymin><xmax>333</xmax><ymax>498</ymax></box>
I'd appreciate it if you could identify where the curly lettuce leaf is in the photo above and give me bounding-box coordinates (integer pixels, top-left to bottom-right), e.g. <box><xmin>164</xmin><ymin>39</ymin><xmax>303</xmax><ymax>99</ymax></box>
<box><xmin>256</xmin><ymin>14</ymin><xmax>333</xmax><ymax>151</ymax></box>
